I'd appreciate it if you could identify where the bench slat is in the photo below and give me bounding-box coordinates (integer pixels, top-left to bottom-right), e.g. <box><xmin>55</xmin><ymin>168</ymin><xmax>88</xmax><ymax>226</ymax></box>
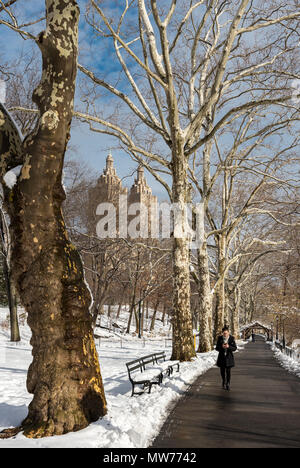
<box><xmin>126</xmin><ymin>351</ymin><xmax>180</xmax><ymax>396</ymax></box>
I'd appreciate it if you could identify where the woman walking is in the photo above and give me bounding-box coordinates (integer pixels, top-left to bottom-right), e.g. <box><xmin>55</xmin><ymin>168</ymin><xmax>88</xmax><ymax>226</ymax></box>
<box><xmin>216</xmin><ymin>326</ymin><xmax>237</xmax><ymax>391</ymax></box>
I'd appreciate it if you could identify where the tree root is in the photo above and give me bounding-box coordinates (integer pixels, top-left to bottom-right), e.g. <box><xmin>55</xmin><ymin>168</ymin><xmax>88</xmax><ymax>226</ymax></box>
<box><xmin>0</xmin><ymin>426</ymin><xmax>23</xmax><ymax>439</ymax></box>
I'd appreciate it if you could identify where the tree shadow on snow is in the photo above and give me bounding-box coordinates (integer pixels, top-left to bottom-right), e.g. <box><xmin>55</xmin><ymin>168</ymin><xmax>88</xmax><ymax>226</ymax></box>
<box><xmin>0</xmin><ymin>403</ymin><xmax>28</xmax><ymax>429</ymax></box>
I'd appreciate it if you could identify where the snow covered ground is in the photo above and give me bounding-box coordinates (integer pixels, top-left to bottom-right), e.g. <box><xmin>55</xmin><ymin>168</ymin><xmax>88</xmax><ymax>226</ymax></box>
<box><xmin>0</xmin><ymin>307</ymin><xmax>246</xmax><ymax>448</ymax></box>
<box><xmin>269</xmin><ymin>342</ymin><xmax>300</xmax><ymax>379</ymax></box>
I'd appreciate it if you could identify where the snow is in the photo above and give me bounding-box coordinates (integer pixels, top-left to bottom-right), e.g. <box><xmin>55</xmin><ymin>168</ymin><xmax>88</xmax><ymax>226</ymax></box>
<box><xmin>268</xmin><ymin>342</ymin><xmax>300</xmax><ymax>379</ymax></box>
<box><xmin>292</xmin><ymin>339</ymin><xmax>300</xmax><ymax>350</ymax></box>
<box><xmin>3</xmin><ymin>166</ymin><xmax>23</xmax><ymax>189</ymax></box>
<box><xmin>0</xmin><ymin>306</ymin><xmax>231</xmax><ymax>448</ymax></box>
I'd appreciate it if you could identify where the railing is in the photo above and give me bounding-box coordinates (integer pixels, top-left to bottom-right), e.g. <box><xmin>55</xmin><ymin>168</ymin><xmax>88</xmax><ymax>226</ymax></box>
<box><xmin>94</xmin><ymin>335</ymin><xmax>202</xmax><ymax>350</ymax></box>
<box><xmin>274</xmin><ymin>341</ymin><xmax>300</xmax><ymax>361</ymax></box>
<box><xmin>95</xmin><ymin>336</ymin><xmax>173</xmax><ymax>349</ymax></box>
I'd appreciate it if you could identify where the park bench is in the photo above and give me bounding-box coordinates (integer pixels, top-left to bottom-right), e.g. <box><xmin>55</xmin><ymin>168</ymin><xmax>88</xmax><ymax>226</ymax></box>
<box><xmin>126</xmin><ymin>352</ymin><xmax>180</xmax><ymax>397</ymax></box>
<box><xmin>154</xmin><ymin>351</ymin><xmax>180</xmax><ymax>375</ymax></box>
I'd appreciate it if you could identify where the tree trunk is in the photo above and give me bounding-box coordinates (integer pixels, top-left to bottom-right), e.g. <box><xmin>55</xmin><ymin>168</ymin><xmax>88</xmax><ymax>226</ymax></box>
<box><xmin>249</xmin><ymin>295</ymin><xmax>255</xmax><ymax>322</ymax></box>
<box><xmin>91</xmin><ymin>299</ymin><xmax>105</xmax><ymax>329</ymax></box>
<box><xmin>8</xmin><ymin>280</ymin><xmax>20</xmax><ymax>342</ymax></box>
<box><xmin>0</xmin><ymin>212</ymin><xmax>20</xmax><ymax>342</ymax></box>
<box><xmin>224</xmin><ymin>287</ymin><xmax>230</xmax><ymax>329</ymax></box>
<box><xmin>3</xmin><ymin>258</ymin><xmax>20</xmax><ymax>342</ymax></box>
<box><xmin>161</xmin><ymin>304</ymin><xmax>166</xmax><ymax>325</ymax></box>
<box><xmin>231</xmin><ymin>287</ymin><xmax>241</xmax><ymax>340</ymax></box>
<box><xmin>126</xmin><ymin>293</ymin><xmax>135</xmax><ymax>334</ymax></box>
<box><xmin>197</xmin><ymin>242</ymin><xmax>213</xmax><ymax>353</ymax></box>
<box><xmin>116</xmin><ymin>301</ymin><xmax>122</xmax><ymax>319</ymax></box>
<box><xmin>214</xmin><ymin>235</ymin><xmax>226</xmax><ymax>340</ymax></box>
<box><xmin>0</xmin><ymin>0</ymin><xmax>106</xmax><ymax>438</ymax></box>
<box><xmin>146</xmin><ymin>301</ymin><xmax>149</xmax><ymax>319</ymax></box>
<box><xmin>192</xmin><ymin>304</ymin><xmax>198</xmax><ymax>330</ymax></box>
<box><xmin>150</xmin><ymin>299</ymin><xmax>159</xmax><ymax>332</ymax></box>
<box><xmin>134</xmin><ymin>305</ymin><xmax>139</xmax><ymax>334</ymax></box>
<box><xmin>141</xmin><ymin>303</ymin><xmax>144</xmax><ymax>336</ymax></box>
<box><xmin>171</xmin><ymin>144</ymin><xmax>195</xmax><ymax>361</ymax></box>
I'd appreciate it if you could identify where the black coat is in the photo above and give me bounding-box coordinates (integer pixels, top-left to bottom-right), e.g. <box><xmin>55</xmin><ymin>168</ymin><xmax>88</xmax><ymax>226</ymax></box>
<box><xmin>216</xmin><ymin>335</ymin><xmax>237</xmax><ymax>368</ymax></box>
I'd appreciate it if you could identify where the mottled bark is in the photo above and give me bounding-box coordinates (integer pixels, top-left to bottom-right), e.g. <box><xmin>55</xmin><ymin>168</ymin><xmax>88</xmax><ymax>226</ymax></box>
<box><xmin>0</xmin><ymin>0</ymin><xmax>106</xmax><ymax>439</ymax></box>
<box><xmin>197</xmin><ymin>242</ymin><xmax>213</xmax><ymax>353</ymax></box>
<box><xmin>196</xmin><ymin>130</ymin><xmax>214</xmax><ymax>352</ymax></box>
<box><xmin>171</xmin><ymin>145</ymin><xmax>196</xmax><ymax>361</ymax></box>
<box><xmin>171</xmin><ymin>237</ymin><xmax>196</xmax><ymax>361</ymax></box>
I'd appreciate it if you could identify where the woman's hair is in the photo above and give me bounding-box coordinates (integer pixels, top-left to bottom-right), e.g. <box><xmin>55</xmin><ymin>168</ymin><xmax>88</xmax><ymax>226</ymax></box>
<box><xmin>222</xmin><ymin>326</ymin><xmax>229</xmax><ymax>332</ymax></box>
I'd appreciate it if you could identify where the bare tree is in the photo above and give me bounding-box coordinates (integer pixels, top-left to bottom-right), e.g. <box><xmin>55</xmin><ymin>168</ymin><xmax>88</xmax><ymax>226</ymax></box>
<box><xmin>3</xmin><ymin>1</ymin><xmax>300</xmax><ymax>359</ymax></box>
<box><xmin>0</xmin><ymin>0</ymin><xmax>106</xmax><ymax>439</ymax></box>
<box><xmin>73</xmin><ymin>0</ymin><xmax>300</xmax><ymax>360</ymax></box>
<box><xmin>190</xmin><ymin>91</ymin><xmax>300</xmax><ymax>340</ymax></box>
<box><xmin>0</xmin><ymin>1</ymin><xmax>18</xmax><ymax>14</ymax></box>
<box><xmin>0</xmin><ymin>200</ymin><xmax>20</xmax><ymax>341</ymax></box>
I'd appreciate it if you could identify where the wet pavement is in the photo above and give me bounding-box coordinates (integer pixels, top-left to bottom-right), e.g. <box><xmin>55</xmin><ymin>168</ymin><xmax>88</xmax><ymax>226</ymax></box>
<box><xmin>152</xmin><ymin>337</ymin><xmax>300</xmax><ymax>448</ymax></box>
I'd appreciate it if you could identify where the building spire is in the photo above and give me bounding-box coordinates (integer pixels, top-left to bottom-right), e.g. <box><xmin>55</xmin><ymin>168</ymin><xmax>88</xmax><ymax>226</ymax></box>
<box><xmin>106</xmin><ymin>151</ymin><xmax>114</xmax><ymax>170</ymax></box>
<box><xmin>137</xmin><ymin>165</ymin><xmax>144</xmax><ymax>182</ymax></box>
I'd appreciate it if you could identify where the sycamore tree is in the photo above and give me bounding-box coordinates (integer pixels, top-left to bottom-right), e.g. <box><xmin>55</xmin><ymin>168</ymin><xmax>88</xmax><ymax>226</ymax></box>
<box><xmin>0</xmin><ymin>200</ymin><xmax>20</xmax><ymax>341</ymax></box>
<box><xmin>0</xmin><ymin>50</ymin><xmax>42</xmax><ymax>343</ymax></box>
<box><xmin>0</xmin><ymin>0</ymin><xmax>107</xmax><ymax>439</ymax></box>
<box><xmin>72</xmin><ymin>0</ymin><xmax>300</xmax><ymax>359</ymax></box>
<box><xmin>190</xmin><ymin>105</ymin><xmax>300</xmax><ymax>344</ymax></box>
<box><xmin>2</xmin><ymin>1</ymin><xmax>300</xmax><ymax>362</ymax></box>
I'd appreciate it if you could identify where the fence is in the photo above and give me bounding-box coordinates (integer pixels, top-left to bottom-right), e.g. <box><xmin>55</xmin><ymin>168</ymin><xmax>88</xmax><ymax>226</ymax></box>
<box><xmin>95</xmin><ymin>336</ymin><xmax>173</xmax><ymax>349</ymax></box>
<box><xmin>95</xmin><ymin>335</ymin><xmax>201</xmax><ymax>350</ymax></box>
<box><xmin>274</xmin><ymin>341</ymin><xmax>300</xmax><ymax>361</ymax></box>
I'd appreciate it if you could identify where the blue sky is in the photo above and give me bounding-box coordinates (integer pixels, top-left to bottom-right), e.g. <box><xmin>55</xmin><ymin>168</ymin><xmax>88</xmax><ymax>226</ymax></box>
<box><xmin>0</xmin><ymin>0</ymin><xmax>169</xmax><ymax>199</ymax></box>
<box><xmin>1</xmin><ymin>1</ymin><xmax>299</xmax><ymax>202</ymax></box>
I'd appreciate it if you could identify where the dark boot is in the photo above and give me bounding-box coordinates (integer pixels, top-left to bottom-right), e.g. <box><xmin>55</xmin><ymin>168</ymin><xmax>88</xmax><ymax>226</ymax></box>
<box><xmin>226</xmin><ymin>383</ymin><xmax>230</xmax><ymax>391</ymax></box>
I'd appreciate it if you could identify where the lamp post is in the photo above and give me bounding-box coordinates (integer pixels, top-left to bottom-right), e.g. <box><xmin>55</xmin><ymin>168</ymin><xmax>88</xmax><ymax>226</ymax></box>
<box><xmin>276</xmin><ymin>315</ymin><xmax>279</xmax><ymax>341</ymax></box>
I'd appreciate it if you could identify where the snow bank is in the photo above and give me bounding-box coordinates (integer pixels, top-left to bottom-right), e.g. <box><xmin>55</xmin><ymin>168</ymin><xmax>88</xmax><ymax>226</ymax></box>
<box><xmin>269</xmin><ymin>342</ymin><xmax>300</xmax><ymax>378</ymax></box>
<box><xmin>0</xmin><ymin>307</ymin><xmax>221</xmax><ymax>448</ymax></box>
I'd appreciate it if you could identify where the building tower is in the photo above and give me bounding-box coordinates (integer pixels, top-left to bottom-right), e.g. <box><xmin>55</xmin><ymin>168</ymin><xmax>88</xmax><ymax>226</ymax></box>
<box><xmin>88</xmin><ymin>153</ymin><xmax>127</xmax><ymax>235</ymax></box>
<box><xmin>128</xmin><ymin>166</ymin><xmax>158</xmax><ymax>238</ymax></box>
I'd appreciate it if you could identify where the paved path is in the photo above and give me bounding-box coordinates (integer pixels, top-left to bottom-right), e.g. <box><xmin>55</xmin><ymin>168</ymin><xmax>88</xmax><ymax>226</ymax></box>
<box><xmin>152</xmin><ymin>337</ymin><xmax>300</xmax><ymax>448</ymax></box>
